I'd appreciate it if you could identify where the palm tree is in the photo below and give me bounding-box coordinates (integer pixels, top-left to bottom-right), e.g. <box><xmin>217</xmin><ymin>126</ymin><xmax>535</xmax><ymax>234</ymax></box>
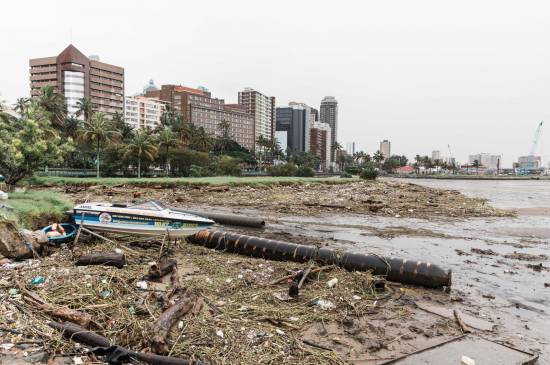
<box><xmin>14</xmin><ymin>98</ymin><xmax>29</xmax><ymax>114</ymax></box>
<box><xmin>125</xmin><ymin>129</ymin><xmax>158</xmax><ymax>178</ymax></box>
<box><xmin>373</xmin><ymin>150</ymin><xmax>384</xmax><ymax>166</ymax></box>
<box><xmin>189</xmin><ymin>126</ymin><xmax>213</xmax><ymax>152</ymax></box>
<box><xmin>63</xmin><ymin>115</ymin><xmax>80</xmax><ymax>140</ymax></box>
<box><xmin>37</xmin><ymin>86</ymin><xmax>67</xmax><ymax>127</ymax></box>
<box><xmin>157</xmin><ymin>127</ymin><xmax>179</xmax><ymax>175</ymax></box>
<box><xmin>75</xmin><ymin>97</ymin><xmax>93</xmax><ymax>121</ymax></box>
<box><xmin>216</xmin><ymin>120</ymin><xmax>232</xmax><ymax>155</ymax></box>
<box><xmin>77</xmin><ymin>112</ymin><xmax>120</xmax><ymax>178</ymax></box>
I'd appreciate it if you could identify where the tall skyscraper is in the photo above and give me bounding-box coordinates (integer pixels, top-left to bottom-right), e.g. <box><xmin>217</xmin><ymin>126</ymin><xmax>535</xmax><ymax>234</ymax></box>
<box><xmin>288</xmin><ymin>102</ymin><xmax>314</xmax><ymax>152</ymax></box>
<box><xmin>320</xmin><ymin>96</ymin><xmax>338</xmax><ymax>161</ymax></box>
<box><xmin>29</xmin><ymin>44</ymin><xmax>124</xmax><ymax>119</ymax></box>
<box><xmin>380</xmin><ymin>140</ymin><xmax>391</xmax><ymax>160</ymax></box>
<box><xmin>275</xmin><ymin>106</ymin><xmax>308</xmax><ymax>153</ymax></box>
<box><xmin>238</xmin><ymin>88</ymin><xmax>276</xmax><ymax>149</ymax></box>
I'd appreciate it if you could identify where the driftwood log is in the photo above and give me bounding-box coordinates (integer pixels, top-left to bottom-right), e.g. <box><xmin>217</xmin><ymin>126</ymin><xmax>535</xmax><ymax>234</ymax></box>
<box><xmin>151</xmin><ymin>289</ymin><xmax>197</xmax><ymax>354</ymax></box>
<box><xmin>49</xmin><ymin>321</ymin><xmax>205</xmax><ymax>365</ymax></box>
<box><xmin>18</xmin><ymin>281</ymin><xmax>99</xmax><ymax>329</ymax></box>
<box><xmin>75</xmin><ymin>252</ymin><xmax>126</xmax><ymax>268</ymax></box>
<box><xmin>145</xmin><ymin>259</ymin><xmax>177</xmax><ymax>281</ymax></box>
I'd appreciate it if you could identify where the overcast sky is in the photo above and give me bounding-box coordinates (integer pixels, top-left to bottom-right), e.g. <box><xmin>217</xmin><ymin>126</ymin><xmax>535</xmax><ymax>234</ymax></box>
<box><xmin>1</xmin><ymin>0</ymin><xmax>548</xmax><ymax>167</ymax></box>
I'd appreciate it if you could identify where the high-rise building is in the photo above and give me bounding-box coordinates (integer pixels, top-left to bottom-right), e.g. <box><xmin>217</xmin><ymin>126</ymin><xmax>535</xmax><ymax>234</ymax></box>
<box><xmin>238</xmin><ymin>88</ymin><xmax>276</xmax><ymax>149</ymax></box>
<box><xmin>468</xmin><ymin>153</ymin><xmax>501</xmax><ymax>170</ymax></box>
<box><xmin>124</xmin><ymin>95</ymin><xmax>169</xmax><ymax>130</ymax></box>
<box><xmin>380</xmin><ymin>140</ymin><xmax>391</xmax><ymax>160</ymax></box>
<box><xmin>29</xmin><ymin>44</ymin><xmax>124</xmax><ymax>119</ymax></box>
<box><xmin>345</xmin><ymin>142</ymin><xmax>356</xmax><ymax>156</ymax></box>
<box><xmin>516</xmin><ymin>156</ymin><xmax>542</xmax><ymax>170</ymax></box>
<box><xmin>310</xmin><ymin>121</ymin><xmax>332</xmax><ymax>170</ymax></box>
<box><xmin>276</xmin><ymin>106</ymin><xmax>308</xmax><ymax>153</ymax></box>
<box><xmin>432</xmin><ymin>150</ymin><xmax>441</xmax><ymax>161</ymax></box>
<box><xmin>146</xmin><ymin>84</ymin><xmax>254</xmax><ymax>150</ymax></box>
<box><xmin>320</xmin><ymin>96</ymin><xmax>338</xmax><ymax>161</ymax></box>
<box><xmin>288</xmin><ymin>102</ymin><xmax>314</xmax><ymax>152</ymax></box>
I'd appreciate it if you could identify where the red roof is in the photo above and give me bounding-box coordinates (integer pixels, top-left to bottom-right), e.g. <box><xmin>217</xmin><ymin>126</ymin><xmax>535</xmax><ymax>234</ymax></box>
<box><xmin>397</xmin><ymin>166</ymin><xmax>415</xmax><ymax>172</ymax></box>
<box><xmin>174</xmin><ymin>85</ymin><xmax>204</xmax><ymax>95</ymax></box>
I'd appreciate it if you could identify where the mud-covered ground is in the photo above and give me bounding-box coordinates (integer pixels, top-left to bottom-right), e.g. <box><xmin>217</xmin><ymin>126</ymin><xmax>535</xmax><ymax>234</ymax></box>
<box><xmin>2</xmin><ymin>180</ymin><xmax>546</xmax><ymax>364</ymax></box>
<box><xmin>58</xmin><ymin>179</ymin><xmax>512</xmax><ymax>219</ymax></box>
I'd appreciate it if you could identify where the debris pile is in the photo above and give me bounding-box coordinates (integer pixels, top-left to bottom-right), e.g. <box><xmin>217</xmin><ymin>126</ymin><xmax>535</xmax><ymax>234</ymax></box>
<box><xmin>53</xmin><ymin>180</ymin><xmax>514</xmax><ymax>219</ymax></box>
<box><xmin>0</xmin><ymin>235</ymin><xmax>400</xmax><ymax>364</ymax></box>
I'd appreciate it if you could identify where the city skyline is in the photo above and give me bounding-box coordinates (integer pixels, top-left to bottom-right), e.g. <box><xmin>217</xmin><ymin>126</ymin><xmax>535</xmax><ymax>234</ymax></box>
<box><xmin>1</xmin><ymin>0</ymin><xmax>549</xmax><ymax>167</ymax></box>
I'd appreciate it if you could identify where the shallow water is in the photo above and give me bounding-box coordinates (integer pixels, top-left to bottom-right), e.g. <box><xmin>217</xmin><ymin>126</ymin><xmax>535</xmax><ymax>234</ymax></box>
<box><xmin>270</xmin><ymin>179</ymin><xmax>550</xmax><ymax>360</ymax></box>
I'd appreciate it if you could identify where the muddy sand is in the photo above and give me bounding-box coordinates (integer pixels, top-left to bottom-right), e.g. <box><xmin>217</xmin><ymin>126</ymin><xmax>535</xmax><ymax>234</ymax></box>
<box><xmin>1</xmin><ymin>180</ymin><xmax>544</xmax><ymax>364</ymax></box>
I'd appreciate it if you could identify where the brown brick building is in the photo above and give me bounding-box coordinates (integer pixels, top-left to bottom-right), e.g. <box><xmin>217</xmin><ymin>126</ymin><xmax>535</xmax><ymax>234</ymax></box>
<box><xmin>309</xmin><ymin>121</ymin><xmax>332</xmax><ymax>170</ymax></box>
<box><xmin>29</xmin><ymin>44</ymin><xmax>124</xmax><ymax>119</ymax></box>
<box><xmin>147</xmin><ymin>85</ymin><xmax>254</xmax><ymax>150</ymax></box>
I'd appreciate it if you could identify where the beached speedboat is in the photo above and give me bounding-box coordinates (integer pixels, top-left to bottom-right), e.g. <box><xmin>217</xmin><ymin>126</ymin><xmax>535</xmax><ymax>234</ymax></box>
<box><xmin>72</xmin><ymin>200</ymin><xmax>214</xmax><ymax>238</ymax></box>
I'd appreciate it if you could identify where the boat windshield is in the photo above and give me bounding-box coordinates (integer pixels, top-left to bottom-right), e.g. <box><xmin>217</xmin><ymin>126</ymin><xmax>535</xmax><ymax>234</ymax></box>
<box><xmin>126</xmin><ymin>201</ymin><xmax>166</xmax><ymax>211</ymax></box>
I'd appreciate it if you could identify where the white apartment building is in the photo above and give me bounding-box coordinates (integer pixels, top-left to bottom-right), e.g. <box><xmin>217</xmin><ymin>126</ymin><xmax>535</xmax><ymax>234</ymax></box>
<box><xmin>380</xmin><ymin>140</ymin><xmax>391</xmax><ymax>160</ymax></box>
<box><xmin>238</xmin><ymin>88</ymin><xmax>275</xmax><ymax>149</ymax></box>
<box><xmin>468</xmin><ymin>153</ymin><xmax>501</xmax><ymax>170</ymax></box>
<box><xmin>124</xmin><ymin>95</ymin><xmax>168</xmax><ymax>129</ymax></box>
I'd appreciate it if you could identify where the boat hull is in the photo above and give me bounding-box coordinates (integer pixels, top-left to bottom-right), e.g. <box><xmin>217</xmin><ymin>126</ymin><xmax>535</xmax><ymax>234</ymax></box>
<box><xmin>73</xmin><ymin>209</ymin><xmax>212</xmax><ymax>238</ymax></box>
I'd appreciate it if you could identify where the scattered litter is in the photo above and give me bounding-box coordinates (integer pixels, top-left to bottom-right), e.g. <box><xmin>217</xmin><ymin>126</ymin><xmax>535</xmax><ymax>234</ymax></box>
<box><xmin>135</xmin><ymin>281</ymin><xmax>148</xmax><ymax>290</ymax></box>
<box><xmin>275</xmin><ymin>329</ymin><xmax>285</xmax><ymax>335</ymax></box>
<box><xmin>30</xmin><ymin>276</ymin><xmax>46</xmax><ymax>285</ymax></box>
<box><xmin>72</xmin><ymin>356</ymin><xmax>84</xmax><ymax>365</ymax></box>
<box><xmin>99</xmin><ymin>290</ymin><xmax>111</xmax><ymax>299</ymax></box>
<box><xmin>313</xmin><ymin>299</ymin><xmax>335</xmax><ymax>310</ymax></box>
<box><xmin>327</xmin><ymin>278</ymin><xmax>338</xmax><ymax>288</ymax></box>
<box><xmin>8</xmin><ymin>288</ymin><xmax>18</xmax><ymax>296</ymax></box>
<box><xmin>461</xmin><ymin>355</ymin><xmax>475</xmax><ymax>365</ymax></box>
<box><xmin>216</xmin><ymin>330</ymin><xmax>224</xmax><ymax>339</ymax></box>
<box><xmin>0</xmin><ymin>343</ymin><xmax>15</xmax><ymax>350</ymax></box>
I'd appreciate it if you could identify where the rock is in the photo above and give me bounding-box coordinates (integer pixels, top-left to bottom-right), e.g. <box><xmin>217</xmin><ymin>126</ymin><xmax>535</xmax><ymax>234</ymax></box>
<box><xmin>0</xmin><ymin>221</ymin><xmax>42</xmax><ymax>260</ymax></box>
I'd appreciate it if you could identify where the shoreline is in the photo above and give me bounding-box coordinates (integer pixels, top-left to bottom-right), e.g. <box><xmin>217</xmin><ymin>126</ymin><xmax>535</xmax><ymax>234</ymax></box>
<box><xmin>389</xmin><ymin>174</ymin><xmax>550</xmax><ymax>181</ymax></box>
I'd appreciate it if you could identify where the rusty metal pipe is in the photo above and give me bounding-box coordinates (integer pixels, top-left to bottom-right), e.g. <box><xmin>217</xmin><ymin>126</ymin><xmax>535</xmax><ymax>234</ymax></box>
<box><xmin>48</xmin><ymin>321</ymin><xmax>206</xmax><ymax>365</ymax></box>
<box><xmin>172</xmin><ymin>209</ymin><xmax>265</xmax><ymax>228</ymax></box>
<box><xmin>188</xmin><ymin>230</ymin><xmax>451</xmax><ymax>288</ymax></box>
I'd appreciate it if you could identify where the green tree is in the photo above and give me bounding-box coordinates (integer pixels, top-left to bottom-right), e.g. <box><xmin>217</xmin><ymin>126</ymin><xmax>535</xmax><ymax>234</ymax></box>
<box><xmin>63</xmin><ymin>115</ymin><xmax>80</xmax><ymax>140</ymax></box>
<box><xmin>0</xmin><ymin>102</ymin><xmax>74</xmax><ymax>187</ymax></box>
<box><xmin>157</xmin><ymin>127</ymin><xmax>179</xmax><ymax>175</ymax></box>
<box><xmin>111</xmin><ymin>111</ymin><xmax>134</xmax><ymax>142</ymax></box>
<box><xmin>77</xmin><ymin>112</ymin><xmax>120</xmax><ymax>178</ymax></box>
<box><xmin>373</xmin><ymin>150</ymin><xmax>384</xmax><ymax>166</ymax></box>
<box><xmin>37</xmin><ymin>86</ymin><xmax>67</xmax><ymax>127</ymax></box>
<box><xmin>214</xmin><ymin>120</ymin><xmax>233</xmax><ymax>155</ymax></box>
<box><xmin>189</xmin><ymin>126</ymin><xmax>213</xmax><ymax>152</ymax></box>
<box><xmin>14</xmin><ymin>98</ymin><xmax>29</xmax><ymax>114</ymax></box>
<box><xmin>125</xmin><ymin>129</ymin><xmax>158</xmax><ymax>178</ymax></box>
<box><xmin>75</xmin><ymin>97</ymin><xmax>93</xmax><ymax>122</ymax></box>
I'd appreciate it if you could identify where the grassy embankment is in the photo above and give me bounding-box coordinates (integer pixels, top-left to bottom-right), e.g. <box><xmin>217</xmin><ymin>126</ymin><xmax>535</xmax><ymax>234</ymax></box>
<box><xmin>27</xmin><ymin>175</ymin><xmax>359</xmax><ymax>187</ymax></box>
<box><xmin>1</xmin><ymin>191</ymin><xmax>72</xmax><ymax>229</ymax></box>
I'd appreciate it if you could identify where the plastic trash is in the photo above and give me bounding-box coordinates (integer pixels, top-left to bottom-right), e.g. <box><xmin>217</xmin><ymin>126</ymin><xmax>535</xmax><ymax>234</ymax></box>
<box><xmin>461</xmin><ymin>356</ymin><xmax>475</xmax><ymax>365</ymax></box>
<box><xmin>0</xmin><ymin>191</ymin><xmax>8</xmax><ymax>200</ymax></box>
<box><xmin>327</xmin><ymin>278</ymin><xmax>338</xmax><ymax>288</ymax></box>
<box><xmin>31</xmin><ymin>276</ymin><xmax>45</xmax><ymax>285</ymax></box>
<box><xmin>99</xmin><ymin>290</ymin><xmax>111</xmax><ymax>299</ymax></box>
<box><xmin>313</xmin><ymin>299</ymin><xmax>335</xmax><ymax>310</ymax></box>
<box><xmin>216</xmin><ymin>330</ymin><xmax>224</xmax><ymax>338</ymax></box>
<box><xmin>135</xmin><ymin>281</ymin><xmax>148</xmax><ymax>290</ymax></box>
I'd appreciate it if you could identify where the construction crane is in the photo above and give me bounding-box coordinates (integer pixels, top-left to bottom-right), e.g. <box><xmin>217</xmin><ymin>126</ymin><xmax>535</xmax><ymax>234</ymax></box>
<box><xmin>527</xmin><ymin>121</ymin><xmax>544</xmax><ymax>170</ymax></box>
<box><xmin>529</xmin><ymin>121</ymin><xmax>544</xmax><ymax>156</ymax></box>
